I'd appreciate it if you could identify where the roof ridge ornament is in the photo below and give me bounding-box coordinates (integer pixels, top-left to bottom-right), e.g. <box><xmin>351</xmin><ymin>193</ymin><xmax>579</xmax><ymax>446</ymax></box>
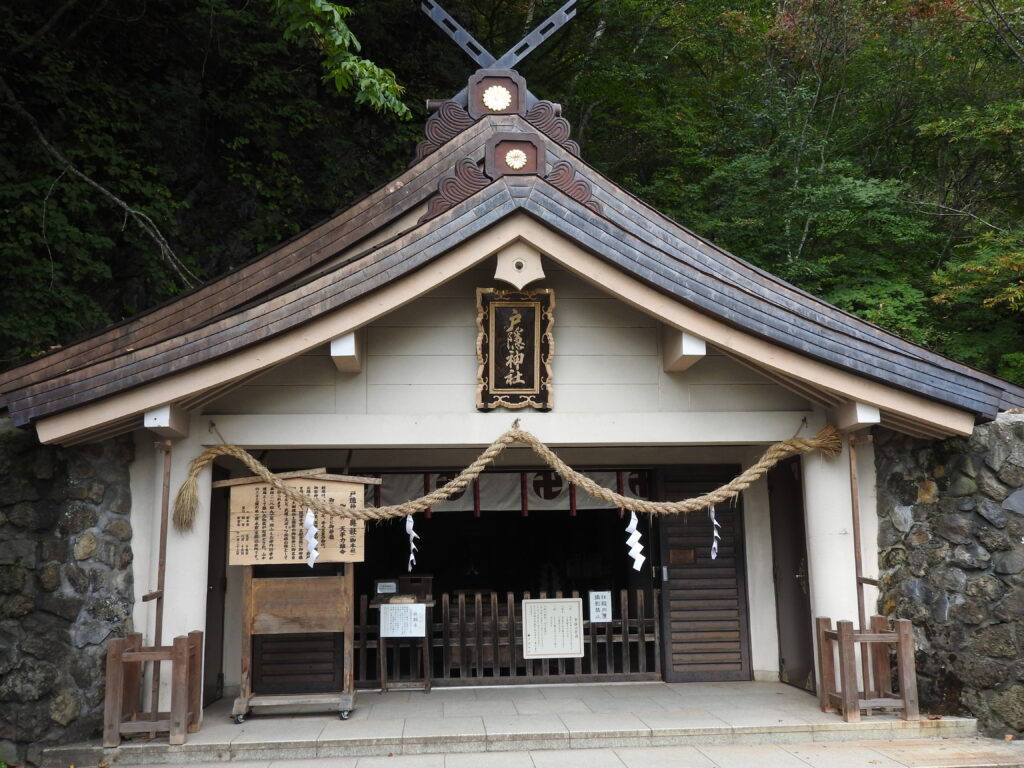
<box><xmin>413</xmin><ymin>2</ymin><xmax>582</xmax><ymax>162</ymax></box>
<box><xmin>421</xmin><ymin>1</ymin><xmax>576</xmax><ymax>86</ymax></box>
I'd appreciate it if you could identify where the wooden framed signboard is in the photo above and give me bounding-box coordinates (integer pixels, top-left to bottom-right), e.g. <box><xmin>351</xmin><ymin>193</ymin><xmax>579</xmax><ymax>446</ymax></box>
<box><xmin>221</xmin><ymin>472</ymin><xmax>380</xmax><ymax>722</ymax></box>
<box><xmin>522</xmin><ymin>598</ymin><xmax>585</xmax><ymax>659</ymax></box>
<box><xmin>476</xmin><ymin>288</ymin><xmax>554</xmax><ymax>410</ymax></box>
<box><xmin>227</xmin><ymin>475</ymin><xmax>375</xmax><ymax>565</ymax></box>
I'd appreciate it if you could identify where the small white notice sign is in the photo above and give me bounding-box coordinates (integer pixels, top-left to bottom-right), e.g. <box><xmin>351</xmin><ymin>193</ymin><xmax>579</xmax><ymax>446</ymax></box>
<box><xmin>379</xmin><ymin>603</ymin><xmax>426</xmax><ymax>638</ymax></box>
<box><xmin>589</xmin><ymin>591</ymin><xmax>612</xmax><ymax>623</ymax></box>
<box><xmin>522</xmin><ymin>598</ymin><xmax>584</xmax><ymax>659</ymax></box>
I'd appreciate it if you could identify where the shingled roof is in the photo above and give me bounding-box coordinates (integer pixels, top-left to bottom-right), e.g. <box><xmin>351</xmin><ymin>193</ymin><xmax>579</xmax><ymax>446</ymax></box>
<box><xmin>3</xmin><ymin>71</ymin><xmax>1022</xmax><ymax>444</ymax></box>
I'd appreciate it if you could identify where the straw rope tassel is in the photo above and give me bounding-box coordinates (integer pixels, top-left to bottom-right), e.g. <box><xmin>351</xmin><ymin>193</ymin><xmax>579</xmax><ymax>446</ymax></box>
<box><xmin>173</xmin><ymin>421</ymin><xmax>842</xmax><ymax>531</ymax></box>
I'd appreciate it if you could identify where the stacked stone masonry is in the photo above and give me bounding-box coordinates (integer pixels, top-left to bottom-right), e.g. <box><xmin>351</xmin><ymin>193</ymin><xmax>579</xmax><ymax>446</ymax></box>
<box><xmin>0</xmin><ymin>418</ymin><xmax>134</xmax><ymax>767</ymax></box>
<box><xmin>875</xmin><ymin>413</ymin><xmax>1024</xmax><ymax>738</ymax></box>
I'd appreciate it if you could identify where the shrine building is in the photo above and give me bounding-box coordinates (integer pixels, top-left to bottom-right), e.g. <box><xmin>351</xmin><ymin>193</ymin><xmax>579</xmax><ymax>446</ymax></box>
<box><xmin>3</xmin><ymin>3</ymin><xmax>1024</xmax><ymax>726</ymax></box>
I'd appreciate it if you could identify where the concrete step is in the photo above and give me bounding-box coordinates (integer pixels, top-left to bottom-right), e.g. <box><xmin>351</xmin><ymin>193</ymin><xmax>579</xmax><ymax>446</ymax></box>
<box><xmin>43</xmin><ymin>713</ymin><xmax>981</xmax><ymax>766</ymax></box>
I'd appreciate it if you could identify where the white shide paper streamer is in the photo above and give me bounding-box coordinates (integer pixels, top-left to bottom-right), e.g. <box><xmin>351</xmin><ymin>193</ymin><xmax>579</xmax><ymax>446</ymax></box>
<box><xmin>406</xmin><ymin>515</ymin><xmax>420</xmax><ymax>572</ymax></box>
<box><xmin>709</xmin><ymin>505</ymin><xmax>721</xmax><ymax>560</ymax></box>
<box><xmin>624</xmin><ymin>510</ymin><xmax>646</xmax><ymax>572</ymax></box>
<box><xmin>302</xmin><ymin>508</ymin><xmax>320</xmax><ymax>568</ymax></box>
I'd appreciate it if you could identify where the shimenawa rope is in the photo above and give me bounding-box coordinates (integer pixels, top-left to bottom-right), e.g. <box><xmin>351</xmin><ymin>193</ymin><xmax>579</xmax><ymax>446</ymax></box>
<box><xmin>173</xmin><ymin>421</ymin><xmax>841</xmax><ymax>531</ymax></box>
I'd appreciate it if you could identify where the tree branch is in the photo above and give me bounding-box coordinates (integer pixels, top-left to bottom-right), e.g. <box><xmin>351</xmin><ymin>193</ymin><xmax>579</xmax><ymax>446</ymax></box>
<box><xmin>908</xmin><ymin>199</ymin><xmax>1006</xmax><ymax>232</ymax></box>
<box><xmin>0</xmin><ymin>73</ymin><xmax>198</xmax><ymax>288</ymax></box>
<box><xmin>11</xmin><ymin>0</ymin><xmax>82</xmax><ymax>56</ymax></box>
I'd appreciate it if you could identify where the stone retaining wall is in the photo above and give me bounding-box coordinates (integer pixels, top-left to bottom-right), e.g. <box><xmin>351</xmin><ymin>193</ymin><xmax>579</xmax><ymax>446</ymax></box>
<box><xmin>875</xmin><ymin>414</ymin><xmax>1024</xmax><ymax>737</ymax></box>
<box><xmin>0</xmin><ymin>419</ymin><xmax>134</xmax><ymax>767</ymax></box>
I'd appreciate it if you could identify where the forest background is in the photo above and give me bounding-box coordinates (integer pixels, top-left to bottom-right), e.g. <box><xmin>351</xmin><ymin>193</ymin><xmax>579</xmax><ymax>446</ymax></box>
<box><xmin>2</xmin><ymin>0</ymin><xmax>1023</xmax><ymax>383</ymax></box>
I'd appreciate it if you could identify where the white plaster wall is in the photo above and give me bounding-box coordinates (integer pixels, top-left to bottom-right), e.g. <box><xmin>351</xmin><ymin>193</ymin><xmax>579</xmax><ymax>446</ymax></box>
<box><xmin>739</xmin><ymin>451</ymin><xmax>781</xmax><ymax>682</ymax></box>
<box><xmin>129</xmin><ymin>432</ymin><xmax>157</xmax><ymax>635</ymax></box>
<box><xmin>857</xmin><ymin>438</ymin><xmax>880</xmax><ymax>618</ymax></box>
<box><xmin>203</xmin><ymin>264</ymin><xmax>809</xmax><ymax>420</ymax></box>
<box><xmin>801</xmin><ymin>413</ymin><xmax>860</xmax><ymax>626</ymax></box>
<box><xmin>129</xmin><ymin>430</ymin><xmax>212</xmax><ymax>706</ymax></box>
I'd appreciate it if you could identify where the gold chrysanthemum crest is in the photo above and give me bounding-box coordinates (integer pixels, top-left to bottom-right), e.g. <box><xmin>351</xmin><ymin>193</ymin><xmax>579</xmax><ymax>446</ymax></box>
<box><xmin>504</xmin><ymin>149</ymin><xmax>528</xmax><ymax>170</ymax></box>
<box><xmin>482</xmin><ymin>85</ymin><xmax>512</xmax><ymax>112</ymax></box>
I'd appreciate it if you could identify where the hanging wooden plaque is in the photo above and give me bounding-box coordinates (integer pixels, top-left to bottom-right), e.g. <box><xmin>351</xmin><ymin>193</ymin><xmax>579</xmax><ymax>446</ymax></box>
<box><xmin>476</xmin><ymin>287</ymin><xmax>554</xmax><ymax>410</ymax></box>
<box><xmin>227</xmin><ymin>475</ymin><xmax>376</xmax><ymax>565</ymax></box>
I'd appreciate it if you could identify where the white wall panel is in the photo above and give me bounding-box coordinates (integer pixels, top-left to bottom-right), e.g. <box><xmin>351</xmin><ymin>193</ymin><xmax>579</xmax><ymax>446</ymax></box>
<box><xmin>367</xmin><ymin>325</ymin><xmax>477</xmax><ymax>356</ymax></box>
<box><xmin>549</xmin><ymin>384</ymin><xmax>662</xmax><ymax>412</ymax></box>
<box><xmin>204</xmin><ymin>260</ymin><xmax>809</xmax><ymax>419</ymax></box>
<box><xmin>208</xmin><ymin>384</ymin><xmax>336</xmax><ymax>414</ymax></box>
<box><xmin>555</xmin><ymin>326</ymin><xmax>658</xmax><ymax>356</ymax></box>
<box><xmin>367</xmin><ymin>354</ymin><xmax>477</xmax><ymax>385</ymax></box>
<box><xmin>366</xmin><ymin>384</ymin><xmax>479</xmax><ymax>414</ymax></box>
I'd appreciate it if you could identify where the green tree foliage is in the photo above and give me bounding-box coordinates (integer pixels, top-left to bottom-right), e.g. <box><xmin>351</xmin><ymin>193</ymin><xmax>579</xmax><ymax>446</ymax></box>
<box><xmin>2</xmin><ymin>0</ymin><xmax>1023</xmax><ymax>385</ymax></box>
<box><xmin>270</xmin><ymin>0</ymin><xmax>410</xmax><ymax>117</ymax></box>
<box><xmin>0</xmin><ymin>0</ymin><xmax>418</xmax><ymax>365</ymax></box>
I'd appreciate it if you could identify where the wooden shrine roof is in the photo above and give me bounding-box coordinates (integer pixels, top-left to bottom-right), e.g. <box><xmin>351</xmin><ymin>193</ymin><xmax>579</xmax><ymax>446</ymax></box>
<box><xmin>2</xmin><ymin>86</ymin><xmax>1023</xmax><ymax>442</ymax></box>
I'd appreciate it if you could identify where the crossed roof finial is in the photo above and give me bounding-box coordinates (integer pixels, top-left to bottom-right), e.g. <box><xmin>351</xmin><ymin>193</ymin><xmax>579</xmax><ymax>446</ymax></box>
<box><xmin>421</xmin><ymin>1</ymin><xmax>576</xmax><ymax>106</ymax></box>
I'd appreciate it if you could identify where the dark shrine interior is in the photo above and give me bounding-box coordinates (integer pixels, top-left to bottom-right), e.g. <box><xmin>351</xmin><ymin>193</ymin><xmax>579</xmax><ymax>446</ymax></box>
<box><xmin>354</xmin><ymin>506</ymin><xmax>652</xmax><ymax>598</ymax></box>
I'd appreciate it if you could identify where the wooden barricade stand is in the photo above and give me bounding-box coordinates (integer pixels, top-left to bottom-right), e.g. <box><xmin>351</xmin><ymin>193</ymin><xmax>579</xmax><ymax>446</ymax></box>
<box><xmin>219</xmin><ymin>471</ymin><xmax>380</xmax><ymax>722</ymax></box>
<box><xmin>816</xmin><ymin>616</ymin><xmax>919</xmax><ymax>722</ymax></box>
<box><xmin>103</xmin><ymin>631</ymin><xmax>203</xmax><ymax>746</ymax></box>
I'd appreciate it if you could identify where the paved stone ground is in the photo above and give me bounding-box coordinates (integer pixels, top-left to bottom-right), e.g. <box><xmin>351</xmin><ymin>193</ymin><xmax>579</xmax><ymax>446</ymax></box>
<box><xmin>43</xmin><ymin>682</ymin><xmax>1006</xmax><ymax>767</ymax></box>
<box><xmin>85</xmin><ymin>737</ymin><xmax>1024</xmax><ymax>768</ymax></box>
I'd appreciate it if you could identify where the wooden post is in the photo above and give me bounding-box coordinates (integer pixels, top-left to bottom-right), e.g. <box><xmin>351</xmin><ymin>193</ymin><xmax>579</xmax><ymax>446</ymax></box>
<box><xmin>815</xmin><ymin>618</ymin><xmax>835</xmax><ymax>712</ymax></box>
<box><xmin>148</xmin><ymin>441</ymin><xmax>173</xmax><ymax>733</ymax></box>
<box><xmin>506</xmin><ymin>592</ymin><xmax>518</xmax><ymax>679</ymax></box>
<box><xmin>187</xmin><ymin>631</ymin><xmax>203</xmax><ymax>731</ymax></box>
<box><xmin>895</xmin><ymin>619</ymin><xmax>920</xmax><ymax>720</ymax></box>
<box><xmin>169</xmin><ymin>635</ymin><xmax>189</xmax><ymax>745</ymax></box>
<box><xmin>232</xmin><ymin>566</ymin><xmax>254</xmax><ymax>716</ymax></box>
<box><xmin>870</xmin><ymin>615</ymin><xmax>892</xmax><ymax>698</ymax></box>
<box><xmin>103</xmin><ymin>636</ymin><xmax>127</xmax><ymax>748</ymax></box>
<box><xmin>836</xmin><ymin>620</ymin><xmax>860</xmax><ymax>722</ymax></box>
<box><xmin>637</xmin><ymin>589</ymin><xmax>647</xmax><ymax>673</ymax></box>
<box><xmin>343</xmin><ymin>564</ymin><xmax>355</xmax><ymax>703</ymax></box>
<box><xmin>620</xmin><ymin>589</ymin><xmax>630</xmax><ymax>674</ymax></box>
<box><xmin>489</xmin><ymin>592</ymin><xmax>500</xmax><ymax>678</ymax></box>
<box><xmin>442</xmin><ymin>593</ymin><xmax>452</xmax><ymax>679</ymax></box>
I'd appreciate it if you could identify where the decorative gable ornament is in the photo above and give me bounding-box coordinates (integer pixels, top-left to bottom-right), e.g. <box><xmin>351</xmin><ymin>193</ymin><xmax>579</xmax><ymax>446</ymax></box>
<box><xmin>494</xmin><ymin>241</ymin><xmax>545</xmax><ymax>290</ymax></box>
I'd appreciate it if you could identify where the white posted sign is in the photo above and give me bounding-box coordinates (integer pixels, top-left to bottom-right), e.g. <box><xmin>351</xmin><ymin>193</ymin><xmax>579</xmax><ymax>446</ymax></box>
<box><xmin>522</xmin><ymin>598</ymin><xmax>584</xmax><ymax>659</ymax></box>
<box><xmin>379</xmin><ymin>603</ymin><xmax>426</xmax><ymax>638</ymax></box>
<box><xmin>589</xmin><ymin>591</ymin><xmax>612</xmax><ymax>623</ymax></box>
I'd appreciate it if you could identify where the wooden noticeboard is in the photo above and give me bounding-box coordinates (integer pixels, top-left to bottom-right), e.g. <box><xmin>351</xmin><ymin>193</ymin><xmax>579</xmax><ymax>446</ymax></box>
<box><xmin>227</xmin><ymin>475</ymin><xmax>373</xmax><ymax>565</ymax></box>
<box><xmin>223</xmin><ymin>471</ymin><xmax>381</xmax><ymax>721</ymax></box>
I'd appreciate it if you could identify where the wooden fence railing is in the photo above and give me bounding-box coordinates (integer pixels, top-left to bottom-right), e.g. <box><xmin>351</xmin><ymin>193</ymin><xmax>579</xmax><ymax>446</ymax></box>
<box><xmin>355</xmin><ymin>589</ymin><xmax>660</xmax><ymax>687</ymax></box>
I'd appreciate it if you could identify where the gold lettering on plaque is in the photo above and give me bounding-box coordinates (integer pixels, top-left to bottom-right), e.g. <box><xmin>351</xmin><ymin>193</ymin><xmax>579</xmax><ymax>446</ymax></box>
<box><xmin>504</xmin><ymin>308</ymin><xmax>526</xmax><ymax>385</ymax></box>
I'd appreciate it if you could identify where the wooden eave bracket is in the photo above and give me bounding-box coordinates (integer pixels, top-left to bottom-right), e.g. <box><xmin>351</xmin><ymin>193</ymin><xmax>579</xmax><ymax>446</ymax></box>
<box><xmin>144</xmin><ymin>404</ymin><xmax>189</xmax><ymax>439</ymax></box>
<box><xmin>833</xmin><ymin>401</ymin><xmax>881</xmax><ymax>432</ymax></box>
<box><xmin>662</xmin><ymin>326</ymin><xmax>706</xmax><ymax>372</ymax></box>
<box><xmin>331</xmin><ymin>332</ymin><xmax>362</xmax><ymax>373</ymax></box>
